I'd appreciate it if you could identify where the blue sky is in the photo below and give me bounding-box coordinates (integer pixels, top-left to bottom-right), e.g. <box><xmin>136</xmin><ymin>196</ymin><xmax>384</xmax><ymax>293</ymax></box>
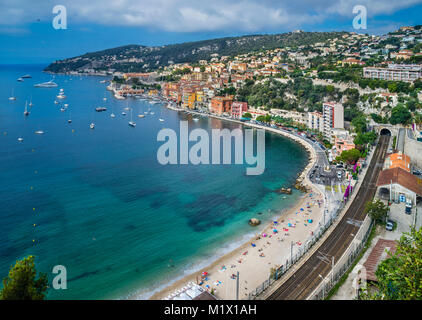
<box><xmin>1</xmin><ymin>0</ymin><xmax>422</xmax><ymax>64</ymax></box>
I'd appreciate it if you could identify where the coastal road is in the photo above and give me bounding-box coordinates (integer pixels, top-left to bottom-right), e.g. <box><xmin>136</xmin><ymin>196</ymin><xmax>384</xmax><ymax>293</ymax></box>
<box><xmin>266</xmin><ymin>134</ymin><xmax>390</xmax><ymax>300</ymax></box>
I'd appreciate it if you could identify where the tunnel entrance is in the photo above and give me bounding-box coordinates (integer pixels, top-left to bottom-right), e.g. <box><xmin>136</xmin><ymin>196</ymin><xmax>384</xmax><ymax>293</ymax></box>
<box><xmin>380</xmin><ymin>128</ymin><xmax>392</xmax><ymax>136</ymax></box>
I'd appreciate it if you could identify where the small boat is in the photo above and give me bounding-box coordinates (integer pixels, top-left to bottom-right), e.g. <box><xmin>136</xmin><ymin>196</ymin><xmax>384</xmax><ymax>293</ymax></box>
<box><xmin>193</xmin><ymin>118</ymin><xmax>199</xmax><ymax>121</ymax></box>
<box><xmin>68</xmin><ymin>112</ymin><xmax>72</xmax><ymax>123</ymax></box>
<box><xmin>64</xmin><ymin>104</ymin><xmax>69</xmax><ymax>107</ymax></box>
<box><xmin>159</xmin><ymin>118</ymin><xmax>165</xmax><ymax>122</ymax></box>
<box><xmin>137</xmin><ymin>114</ymin><xmax>145</xmax><ymax>118</ymax></box>
<box><xmin>124</xmin><ymin>107</ymin><xmax>130</xmax><ymax>111</ymax></box>
<box><xmin>128</xmin><ymin>109</ymin><xmax>136</xmax><ymax>127</ymax></box>
<box><xmin>150</xmin><ymin>112</ymin><xmax>155</xmax><ymax>115</ymax></box>
<box><xmin>144</xmin><ymin>111</ymin><xmax>149</xmax><ymax>114</ymax></box>
<box><xmin>24</xmin><ymin>101</ymin><xmax>30</xmax><ymax>116</ymax></box>
<box><xmin>18</xmin><ymin>137</ymin><xmax>24</xmax><ymax>142</ymax></box>
<box><xmin>95</xmin><ymin>107</ymin><xmax>107</xmax><ymax>112</ymax></box>
<box><xmin>60</xmin><ymin>107</ymin><xmax>66</xmax><ymax>112</ymax></box>
<box><xmin>110</xmin><ymin>113</ymin><xmax>116</xmax><ymax>118</ymax></box>
<box><xmin>114</xmin><ymin>93</ymin><xmax>125</xmax><ymax>100</ymax></box>
<box><xmin>29</xmin><ymin>96</ymin><xmax>33</xmax><ymax>107</ymax></box>
<box><xmin>122</xmin><ymin>112</ymin><xmax>126</xmax><ymax>116</ymax></box>
<box><xmin>103</xmin><ymin>97</ymin><xmax>107</xmax><ymax>101</ymax></box>
<box><xmin>17</xmin><ymin>77</ymin><xmax>24</xmax><ymax>82</ymax></box>
<box><xmin>90</xmin><ymin>123</ymin><xmax>95</xmax><ymax>129</ymax></box>
<box><xmin>35</xmin><ymin>130</ymin><xmax>44</xmax><ymax>134</ymax></box>
<box><xmin>21</xmin><ymin>74</ymin><xmax>32</xmax><ymax>78</ymax></box>
<box><xmin>9</xmin><ymin>89</ymin><xmax>16</xmax><ymax>100</ymax></box>
<box><xmin>54</xmin><ymin>100</ymin><xmax>59</xmax><ymax>104</ymax></box>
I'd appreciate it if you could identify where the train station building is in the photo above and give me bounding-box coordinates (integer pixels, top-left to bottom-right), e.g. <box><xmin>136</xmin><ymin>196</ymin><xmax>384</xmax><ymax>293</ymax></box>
<box><xmin>376</xmin><ymin>167</ymin><xmax>422</xmax><ymax>205</ymax></box>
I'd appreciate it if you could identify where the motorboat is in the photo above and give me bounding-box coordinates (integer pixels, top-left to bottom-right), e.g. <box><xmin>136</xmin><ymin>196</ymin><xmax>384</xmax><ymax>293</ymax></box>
<box><xmin>34</xmin><ymin>80</ymin><xmax>58</xmax><ymax>88</ymax></box>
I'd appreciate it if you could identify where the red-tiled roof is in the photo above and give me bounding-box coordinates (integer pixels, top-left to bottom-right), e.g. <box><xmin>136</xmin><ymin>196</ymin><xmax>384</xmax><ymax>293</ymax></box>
<box><xmin>376</xmin><ymin>167</ymin><xmax>422</xmax><ymax>196</ymax></box>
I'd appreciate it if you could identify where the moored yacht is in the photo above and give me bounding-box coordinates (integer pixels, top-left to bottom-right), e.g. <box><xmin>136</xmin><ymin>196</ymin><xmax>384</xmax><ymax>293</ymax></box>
<box><xmin>34</xmin><ymin>79</ymin><xmax>58</xmax><ymax>88</ymax></box>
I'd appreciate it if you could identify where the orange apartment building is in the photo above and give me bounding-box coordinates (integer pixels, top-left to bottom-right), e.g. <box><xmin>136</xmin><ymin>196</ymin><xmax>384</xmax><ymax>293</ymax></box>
<box><xmin>210</xmin><ymin>96</ymin><xmax>234</xmax><ymax>115</ymax></box>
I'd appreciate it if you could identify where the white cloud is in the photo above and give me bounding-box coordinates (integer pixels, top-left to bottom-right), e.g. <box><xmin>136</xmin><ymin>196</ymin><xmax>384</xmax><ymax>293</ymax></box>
<box><xmin>0</xmin><ymin>0</ymin><xmax>421</xmax><ymax>33</ymax></box>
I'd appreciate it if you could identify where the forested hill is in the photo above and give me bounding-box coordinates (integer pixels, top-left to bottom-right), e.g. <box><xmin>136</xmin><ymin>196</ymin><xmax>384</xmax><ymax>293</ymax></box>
<box><xmin>44</xmin><ymin>31</ymin><xmax>346</xmax><ymax>73</ymax></box>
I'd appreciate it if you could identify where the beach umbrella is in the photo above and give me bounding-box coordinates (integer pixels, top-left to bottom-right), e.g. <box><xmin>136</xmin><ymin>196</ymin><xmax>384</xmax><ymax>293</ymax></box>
<box><xmin>273</xmin><ymin>221</ymin><xmax>278</xmax><ymax>224</ymax></box>
<box><xmin>262</xmin><ymin>233</ymin><xmax>267</xmax><ymax>237</ymax></box>
<box><xmin>273</xmin><ymin>229</ymin><xmax>278</xmax><ymax>233</ymax></box>
<box><xmin>202</xmin><ymin>271</ymin><xmax>208</xmax><ymax>276</ymax></box>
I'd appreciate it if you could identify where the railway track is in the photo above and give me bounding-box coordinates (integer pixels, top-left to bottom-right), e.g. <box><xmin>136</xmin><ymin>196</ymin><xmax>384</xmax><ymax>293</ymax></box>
<box><xmin>267</xmin><ymin>135</ymin><xmax>390</xmax><ymax>300</ymax></box>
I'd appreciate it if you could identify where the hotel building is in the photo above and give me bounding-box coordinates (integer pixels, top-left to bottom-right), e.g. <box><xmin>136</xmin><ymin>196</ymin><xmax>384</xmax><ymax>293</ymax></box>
<box><xmin>363</xmin><ymin>64</ymin><xmax>422</xmax><ymax>82</ymax></box>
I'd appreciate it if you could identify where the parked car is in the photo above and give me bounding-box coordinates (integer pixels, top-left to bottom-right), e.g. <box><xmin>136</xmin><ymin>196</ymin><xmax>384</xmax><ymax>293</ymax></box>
<box><xmin>405</xmin><ymin>205</ymin><xmax>412</xmax><ymax>214</ymax></box>
<box><xmin>386</xmin><ymin>220</ymin><xmax>394</xmax><ymax>231</ymax></box>
<box><xmin>337</xmin><ymin>171</ymin><xmax>342</xmax><ymax>179</ymax></box>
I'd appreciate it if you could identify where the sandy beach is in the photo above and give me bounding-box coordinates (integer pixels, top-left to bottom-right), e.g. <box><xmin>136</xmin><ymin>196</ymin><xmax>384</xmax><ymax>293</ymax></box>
<box><xmin>143</xmin><ymin>110</ymin><xmax>324</xmax><ymax>300</ymax></box>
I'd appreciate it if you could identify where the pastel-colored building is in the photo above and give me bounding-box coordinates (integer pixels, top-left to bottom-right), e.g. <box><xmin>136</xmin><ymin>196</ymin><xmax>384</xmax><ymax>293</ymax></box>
<box><xmin>231</xmin><ymin>102</ymin><xmax>248</xmax><ymax>119</ymax></box>
<box><xmin>210</xmin><ymin>96</ymin><xmax>233</xmax><ymax>115</ymax></box>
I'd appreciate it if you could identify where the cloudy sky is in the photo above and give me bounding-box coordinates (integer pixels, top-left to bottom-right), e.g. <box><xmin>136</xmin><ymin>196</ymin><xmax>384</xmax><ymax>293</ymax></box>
<box><xmin>1</xmin><ymin>0</ymin><xmax>422</xmax><ymax>63</ymax></box>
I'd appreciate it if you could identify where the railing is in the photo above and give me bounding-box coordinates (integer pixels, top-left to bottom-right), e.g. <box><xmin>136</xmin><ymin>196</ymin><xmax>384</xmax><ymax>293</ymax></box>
<box><xmin>307</xmin><ymin>216</ymin><xmax>374</xmax><ymax>300</ymax></box>
<box><xmin>246</xmin><ymin>144</ymin><xmax>376</xmax><ymax>300</ymax></box>
<box><xmin>246</xmin><ymin>199</ymin><xmax>345</xmax><ymax>300</ymax></box>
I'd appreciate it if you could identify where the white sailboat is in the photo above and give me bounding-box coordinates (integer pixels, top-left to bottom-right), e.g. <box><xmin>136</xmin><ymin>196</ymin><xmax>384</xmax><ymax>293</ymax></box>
<box><xmin>9</xmin><ymin>89</ymin><xmax>16</xmax><ymax>100</ymax></box>
<box><xmin>29</xmin><ymin>96</ymin><xmax>33</xmax><ymax>107</ymax></box>
<box><xmin>24</xmin><ymin>101</ymin><xmax>30</xmax><ymax>116</ymax></box>
<box><xmin>129</xmin><ymin>109</ymin><xmax>136</xmax><ymax>127</ymax></box>
<box><xmin>90</xmin><ymin>123</ymin><xmax>95</xmax><ymax>129</ymax></box>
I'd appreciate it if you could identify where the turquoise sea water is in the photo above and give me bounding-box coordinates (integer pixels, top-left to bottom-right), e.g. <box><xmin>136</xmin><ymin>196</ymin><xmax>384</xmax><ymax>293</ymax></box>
<box><xmin>0</xmin><ymin>64</ymin><xmax>308</xmax><ymax>299</ymax></box>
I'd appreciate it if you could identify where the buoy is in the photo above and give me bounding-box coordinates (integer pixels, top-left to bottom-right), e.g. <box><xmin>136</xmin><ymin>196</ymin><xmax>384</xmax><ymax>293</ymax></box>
<box><xmin>33</xmin><ymin>224</ymin><xmax>36</xmax><ymax>227</ymax></box>
<box><xmin>30</xmin><ymin>186</ymin><xmax>34</xmax><ymax>190</ymax></box>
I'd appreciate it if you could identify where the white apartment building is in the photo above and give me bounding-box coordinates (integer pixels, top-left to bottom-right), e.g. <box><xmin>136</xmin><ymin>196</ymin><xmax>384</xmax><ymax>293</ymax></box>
<box><xmin>308</xmin><ymin>111</ymin><xmax>324</xmax><ymax>132</ymax></box>
<box><xmin>363</xmin><ymin>64</ymin><xmax>422</xmax><ymax>82</ymax></box>
<box><xmin>323</xmin><ymin>102</ymin><xmax>344</xmax><ymax>140</ymax></box>
<box><xmin>272</xmin><ymin>109</ymin><xmax>307</xmax><ymax>125</ymax></box>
